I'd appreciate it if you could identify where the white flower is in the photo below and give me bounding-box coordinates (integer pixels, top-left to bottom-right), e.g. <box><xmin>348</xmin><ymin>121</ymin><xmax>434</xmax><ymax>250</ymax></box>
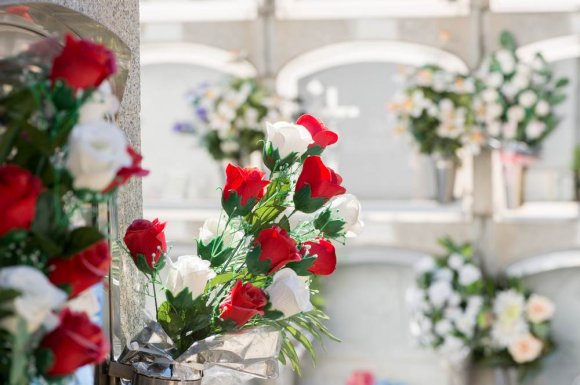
<box><xmin>486</xmin><ymin>103</ymin><xmax>503</xmax><ymax>120</ymax></box>
<box><xmin>508</xmin><ymin>334</ymin><xmax>544</xmax><ymax>363</ymax></box>
<box><xmin>66</xmin><ymin>121</ymin><xmax>131</xmax><ymax>191</ymax></box>
<box><xmin>415</xmin><ymin>256</ymin><xmax>436</xmax><ymax>274</ymax></box>
<box><xmin>535</xmin><ymin>100</ymin><xmax>550</xmax><ymax>117</ymax></box>
<box><xmin>448</xmin><ymin>254</ymin><xmax>464</xmax><ymax>270</ymax></box>
<box><xmin>502</xmin><ymin>82</ymin><xmax>519</xmax><ymax>101</ymax></box>
<box><xmin>0</xmin><ymin>266</ymin><xmax>67</xmax><ymax>333</ymax></box>
<box><xmin>266</xmin><ymin>268</ymin><xmax>313</xmax><ymax>318</ymax></box>
<box><xmin>406</xmin><ymin>286</ymin><xmax>428</xmax><ymax>312</ymax></box>
<box><xmin>525</xmin><ymin>121</ymin><xmax>546</xmax><ymax>140</ymax></box>
<box><xmin>502</xmin><ymin>122</ymin><xmax>518</xmax><ymax>140</ymax></box>
<box><xmin>435</xmin><ymin>268</ymin><xmax>454</xmax><ymax>282</ymax></box>
<box><xmin>444</xmin><ymin>307</ymin><xmax>463</xmax><ymax>322</ymax></box>
<box><xmin>519</xmin><ymin>90</ymin><xmax>537</xmax><ymax>108</ymax></box>
<box><xmin>487</xmin><ymin>121</ymin><xmax>502</xmax><ymax>137</ymax></box>
<box><xmin>439</xmin><ymin>335</ymin><xmax>467</xmax><ymax>358</ymax></box>
<box><xmin>496</xmin><ymin>50</ymin><xmax>516</xmax><ymax>74</ymax></box>
<box><xmin>66</xmin><ymin>288</ymin><xmax>100</xmax><ymax>320</ymax></box>
<box><xmin>507</xmin><ymin>106</ymin><xmax>525</xmax><ymax>122</ymax></box>
<box><xmin>448</xmin><ymin>292</ymin><xmax>462</xmax><ymax>307</ymax></box>
<box><xmin>199</xmin><ymin>216</ymin><xmax>244</xmax><ymax>249</ymax></box>
<box><xmin>525</xmin><ymin>294</ymin><xmax>555</xmax><ymax>323</ymax></box>
<box><xmin>531</xmin><ymin>56</ymin><xmax>545</xmax><ymax>71</ymax></box>
<box><xmin>435</xmin><ymin>319</ymin><xmax>453</xmax><ymax>336</ymax></box>
<box><xmin>266</xmin><ymin>121</ymin><xmax>313</xmax><ymax>159</ymax></box>
<box><xmin>466</xmin><ymin>296</ymin><xmax>484</xmax><ymax>317</ymax></box>
<box><xmin>487</xmin><ymin>73</ymin><xmax>504</xmax><ymax>88</ymax></box>
<box><xmin>455</xmin><ymin>314</ymin><xmax>476</xmax><ymax>338</ymax></box>
<box><xmin>458</xmin><ymin>264</ymin><xmax>482</xmax><ymax>286</ymax></box>
<box><xmin>79</xmin><ymin>81</ymin><xmax>120</xmax><ymax>124</ymax></box>
<box><xmin>482</xmin><ymin>88</ymin><xmax>499</xmax><ymax>103</ymax></box>
<box><xmin>428</xmin><ymin>280</ymin><xmax>453</xmax><ymax>308</ymax></box>
<box><xmin>164</xmin><ymin>255</ymin><xmax>216</xmax><ymax>299</ymax></box>
<box><xmin>492</xmin><ymin>289</ymin><xmax>529</xmax><ymax>347</ymax></box>
<box><xmin>328</xmin><ymin>194</ymin><xmax>364</xmax><ymax>237</ymax></box>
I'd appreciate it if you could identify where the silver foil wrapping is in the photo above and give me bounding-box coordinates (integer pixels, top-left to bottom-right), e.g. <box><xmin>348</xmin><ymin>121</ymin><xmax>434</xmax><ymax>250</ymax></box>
<box><xmin>117</xmin><ymin>321</ymin><xmax>282</xmax><ymax>384</ymax></box>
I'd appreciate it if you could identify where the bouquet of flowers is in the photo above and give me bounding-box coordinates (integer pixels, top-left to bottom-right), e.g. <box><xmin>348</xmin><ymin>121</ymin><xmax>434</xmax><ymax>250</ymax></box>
<box><xmin>0</xmin><ymin>35</ymin><xmax>147</xmax><ymax>384</ymax></box>
<box><xmin>175</xmin><ymin>77</ymin><xmax>297</xmax><ymax>166</ymax></box>
<box><xmin>389</xmin><ymin>66</ymin><xmax>482</xmax><ymax>159</ymax></box>
<box><xmin>474</xmin><ymin>31</ymin><xmax>568</xmax><ymax>153</ymax></box>
<box><xmin>475</xmin><ymin>279</ymin><xmax>555</xmax><ymax>378</ymax></box>
<box><xmin>407</xmin><ymin>238</ymin><xmax>485</xmax><ymax>360</ymax></box>
<box><xmin>120</xmin><ymin>114</ymin><xmax>363</xmax><ymax>381</ymax></box>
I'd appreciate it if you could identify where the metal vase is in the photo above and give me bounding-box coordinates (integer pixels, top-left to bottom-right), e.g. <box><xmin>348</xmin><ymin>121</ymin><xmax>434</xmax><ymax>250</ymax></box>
<box><xmin>433</xmin><ymin>156</ymin><xmax>457</xmax><ymax>204</ymax></box>
<box><xmin>502</xmin><ymin>161</ymin><xmax>527</xmax><ymax>210</ymax></box>
<box><xmin>494</xmin><ymin>367</ymin><xmax>518</xmax><ymax>385</ymax></box>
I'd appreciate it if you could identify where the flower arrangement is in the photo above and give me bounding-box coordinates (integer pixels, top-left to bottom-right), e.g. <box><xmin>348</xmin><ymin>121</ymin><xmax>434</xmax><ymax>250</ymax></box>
<box><xmin>0</xmin><ymin>35</ymin><xmax>147</xmax><ymax>384</ymax></box>
<box><xmin>407</xmin><ymin>238</ymin><xmax>485</xmax><ymax>359</ymax></box>
<box><xmin>121</xmin><ymin>114</ymin><xmax>362</xmax><ymax>378</ymax></box>
<box><xmin>389</xmin><ymin>65</ymin><xmax>483</xmax><ymax>159</ymax></box>
<box><xmin>475</xmin><ymin>280</ymin><xmax>555</xmax><ymax>378</ymax></box>
<box><xmin>175</xmin><ymin>77</ymin><xmax>297</xmax><ymax>165</ymax></box>
<box><xmin>474</xmin><ymin>31</ymin><xmax>568</xmax><ymax>152</ymax></box>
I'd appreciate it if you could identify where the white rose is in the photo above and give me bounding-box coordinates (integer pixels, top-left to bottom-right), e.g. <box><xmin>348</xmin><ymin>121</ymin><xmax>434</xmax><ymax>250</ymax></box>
<box><xmin>0</xmin><ymin>266</ymin><xmax>67</xmax><ymax>333</ymax></box>
<box><xmin>448</xmin><ymin>253</ymin><xmax>464</xmax><ymax>270</ymax></box>
<box><xmin>266</xmin><ymin>121</ymin><xmax>313</xmax><ymax>159</ymax></box>
<box><xmin>164</xmin><ymin>255</ymin><xmax>216</xmax><ymax>299</ymax></box>
<box><xmin>328</xmin><ymin>194</ymin><xmax>364</xmax><ymax>237</ymax></box>
<box><xmin>415</xmin><ymin>256</ymin><xmax>436</xmax><ymax>274</ymax></box>
<box><xmin>199</xmin><ymin>216</ymin><xmax>244</xmax><ymax>248</ymax></box>
<box><xmin>502</xmin><ymin>122</ymin><xmax>518</xmax><ymax>140</ymax></box>
<box><xmin>519</xmin><ymin>90</ymin><xmax>537</xmax><ymax>108</ymax></box>
<box><xmin>458</xmin><ymin>264</ymin><xmax>482</xmax><ymax>286</ymax></box>
<box><xmin>507</xmin><ymin>106</ymin><xmax>525</xmax><ymax>122</ymax></box>
<box><xmin>508</xmin><ymin>334</ymin><xmax>543</xmax><ymax>363</ymax></box>
<box><xmin>428</xmin><ymin>280</ymin><xmax>453</xmax><ymax>308</ymax></box>
<box><xmin>535</xmin><ymin>100</ymin><xmax>550</xmax><ymax>117</ymax></box>
<box><xmin>66</xmin><ymin>121</ymin><xmax>131</xmax><ymax>191</ymax></box>
<box><xmin>266</xmin><ymin>268</ymin><xmax>313</xmax><ymax>318</ymax></box>
<box><xmin>79</xmin><ymin>81</ymin><xmax>120</xmax><ymax>124</ymax></box>
<box><xmin>482</xmin><ymin>88</ymin><xmax>499</xmax><ymax>103</ymax></box>
<box><xmin>525</xmin><ymin>294</ymin><xmax>555</xmax><ymax>323</ymax></box>
<box><xmin>525</xmin><ymin>121</ymin><xmax>546</xmax><ymax>140</ymax></box>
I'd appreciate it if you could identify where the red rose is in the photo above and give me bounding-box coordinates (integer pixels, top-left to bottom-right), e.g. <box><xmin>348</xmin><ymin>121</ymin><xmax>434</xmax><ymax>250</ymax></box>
<box><xmin>49</xmin><ymin>239</ymin><xmax>111</xmax><ymax>298</ymax></box>
<box><xmin>220</xmin><ymin>280</ymin><xmax>268</xmax><ymax>327</ymax></box>
<box><xmin>222</xmin><ymin>163</ymin><xmax>269</xmax><ymax>215</ymax></box>
<box><xmin>296</xmin><ymin>114</ymin><xmax>338</xmax><ymax>148</ymax></box>
<box><xmin>294</xmin><ymin>156</ymin><xmax>346</xmax><ymax>213</ymax></box>
<box><xmin>50</xmin><ymin>34</ymin><xmax>116</xmax><ymax>91</ymax></box>
<box><xmin>347</xmin><ymin>371</ymin><xmax>375</xmax><ymax>385</ymax></box>
<box><xmin>0</xmin><ymin>165</ymin><xmax>43</xmax><ymax>237</ymax></box>
<box><xmin>302</xmin><ymin>238</ymin><xmax>337</xmax><ymax>276</ymax></box>
<box><xmin>103</xmin><ymin>146</ymin><xmax>149</xmax><ymax>193</ymax></box>
<box><xmin>255</xmin><ymin>226</ymin><xmax>301</xmax><ymax>274</ymax></box>
<box><xmin>40</xmin><ymin>309</ymin><xmax>108</xmax><ymax>377</ymax></box>
<box><xmin>123</xmin><ymin>218</ymin><xmax>167</xmax><ymax>271</ymax></box>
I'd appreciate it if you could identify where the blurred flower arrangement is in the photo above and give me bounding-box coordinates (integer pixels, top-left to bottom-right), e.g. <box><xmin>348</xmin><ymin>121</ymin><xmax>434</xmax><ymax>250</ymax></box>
<box><xmin>474</xmin><ymin>31</ymin><xmax>568</xmax><ymax>153</ymax></box>
<box><xmin>346</xmin><ymin>370</ymin><xmax>406</xmax><ymax>385</ymax></box>
<box><xmin>120</xmin><ymin>114</ymin><xmax>363</xmax><ymax>380</ymax></box>
<box><xmin>175</xmin><ymin>77</ymin><xmax>297</xmax><ymax>166</ymax></box>
<box><xmin>475</xmin><ymin>280</ymin><xmax>556</xmax><ymax>379</ymax></box>
<box><xmin>407</xmin><ymin>238</ymin><xmax>485</xmax><ymax>360</ymax></box>
<box><xmin>389</xmin><ymin>65</ymin><xmax>482</xmax><ymax>160</ymax></box>
<box><xmin>0</xmin><ymin>35</ymin><xmax>147</xmax><ymax>384</ymax></box>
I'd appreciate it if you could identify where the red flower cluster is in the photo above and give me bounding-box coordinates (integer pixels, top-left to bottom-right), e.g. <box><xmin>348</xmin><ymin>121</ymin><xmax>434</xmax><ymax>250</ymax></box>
<box><xmin>303</xmin><ymin>238</ymin><xmax>337</xmax><ymax>276</ymax></box>
<box><xmin>222</xmin><ymin>164</ymin><xmax>270</xmax><ymax>215</ymax></box>
<box><xmin>0</xmin><ymin>165</ymin><xmax>43</xmax><ymax>237</ymax></box>
<box><xmin>123</xmin><ymin>218</ymin><xmax>167</xmax><ymax>271</ymax></box>
<box><xmin>220</xmin><ymin>280</ymin><xmax>268</xmax><ymax>326</ymax></box>
<box><xmin>255</xmin><ymin>226</ymin><xmax>301</xmax><ymax>274</ymax></box>
<box><xmin>294</xmin><ymin>156</ymin><xmax>346</xmax><ymax>213</ymax></box>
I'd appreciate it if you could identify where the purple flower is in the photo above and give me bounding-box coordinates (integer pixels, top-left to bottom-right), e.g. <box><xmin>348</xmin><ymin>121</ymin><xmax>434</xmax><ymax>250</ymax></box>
<box><xmin>195</xmin><ymin>106</ymin><xmax>209</xmax><ymax>122</ymax></box>
<box><xmin>173</xmin><ymin>121</ymin><xmax>196</xmax><ymax>134</ymax></box>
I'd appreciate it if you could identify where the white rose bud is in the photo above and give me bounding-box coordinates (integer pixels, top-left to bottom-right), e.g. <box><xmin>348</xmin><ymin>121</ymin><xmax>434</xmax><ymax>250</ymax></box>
<box><xmin>266</xmin><ymin>268</ymin><xmax>313</xmax><ymax>318</ymax></box>
<box><xmin>66</xmin><ymin>121</ymin><xmax>131</xmax><ymax>191</ymax></box>
<box><xmin>458</xmin><ymin>264</ymin><xmax>482</xmax><ymax>286</ymax></box>
<box><xmin>328</xmin><ymin>194</ymin><xmax>364</xmax><ymax>237</ymax></box>
<box><xmin>79</xmin><ymin>81</ymin><xmax>120</xmax><ymax>124</ymax></box>
<box><xmin>266</xmin><ymin>121</ymin><xmax>314</xmax><ymax>159</ymax></box>
<box><xmin>164</xmin><ymin>255</ymin><xmax>216</xmax><ymax>299</ymax></box>
<box><xmin>0</xmin><ymin>266</ymin><xmax>67</xmax><ymax>333</ymax></box>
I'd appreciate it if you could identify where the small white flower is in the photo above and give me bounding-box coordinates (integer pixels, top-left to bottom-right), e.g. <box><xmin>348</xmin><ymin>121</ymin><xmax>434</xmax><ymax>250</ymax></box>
<box><xmin>525</xmin><ymin>121</ymin><xmax>546</xmax><ymax>140</ymax></box>
<box><xmin>439</xmin><ymin>335</ymin><xmax>467</xmax><ymax>358</ymax></box>
<box><xmin>328</xmin><ymin>194</ymin><xmax>364</xmax><ymax>237</ymax></box>
<box><xmin>508</xmin><ymin>333</ymin><xmax>544</xmax><ymax>363</ymax></box>
<box><xmin>266</xmin><ymin>121</ymin><xmax>313</xmax><ymax>159</ymax></box>
<box><xmin>458</xmin><ymin>264</ymin><xmax>482</xmax><ymax>286</ymax></box>
<box><xmin>502</xmin><ymin>122</ymin><xmax>518</xmax><ymax>140</ymax></box>
<box><xmin>448</xmin><ymin>292</ymin><xmax>462</xmax><ymax>307</ymax></box>
<box><xmin>501</xmin><ymin>83</ymin><xmax>519</xmax><ymax>101</ymax></box>
<box><xmin>406</xmin><ymin>286</ymin><xmax>428</xmax><ymax>312</ymax></box>
<box><xmin>482</xmin><ymin>88</ymin><xmax>499</xmax><ymax>103</ymax></box>
<box><xmin>0</xmin><ymin>266</ymin><xmax>67</xmax><ymax>333</ymax></box>
<box><xmin>496</xmin><ymin>50</ymin><xmax>516</xmax><ymax>74</ymax></box>
<box><xmin>454</xmin><ymin>314</ymin><xmax>476</xmax><ymax>338</ymax></box>
<box><xmin>525</xmin><ymin>294</ymin><xmax>555</xmax><ymax>323</ymax></box>
<box><xmin>487</xmin><ymin>121</ymin><xmax>502</xmax><ymax>137</ymax></box>
<box><xmin>448</xmin><ymin>254</ymin><xmax>464</xmax><ymax>270</ymax></box>
<box><xmin>519</xmin><ymin>90</ymin><xmax>537</xmax><ymax>108</ymax></box>
<box><xmin>164</xmin><ymin>255</ymin><xmax>216</xmax><ymax>299</ymax></box>
<box><xmin>466</xmin><ymin>296</ymin><xmax>484</xmax><ymax>317</ymax></box>
<box><xmin>507</xmin><ymin>106</ymin><xmax>525</xmax><ymax>122</ymax></box>
<box><xmin>487</xmin><ymin>73</ymin><xmax>504</xmax><ymax>88</ymax></box>
<box><xmin>535</xmin><ymin>100</ymin><xmax>550</xmax><ymax>117</ymax></box>
<box><xmin>512</xmin><ymin>75</ymin><xmax>531</xmax><ymax>91</ymax></box>
<box><xmin>435</xmin><ymin>319</ymin><xmax>453</xmax><ymax>336</ymax></box>
<box><xmin>79</xmin><ymin>81</ymin><xmax>120</xmax><ymax>124</ymax></box>
<box><xmin>486</xmin><ymin>103</ymin><xmax>503</xmax><ymax>120</ymax></box>
<box><xmin>428</xmin><ymin>280</ymin><xmax>453</xmax><ymax>308</ymax></box>
<box><xmin>66</xmin><ymin>121</ymin><xmax>131</xmax><ymax>191</ymax></box>
<box><xmin>266</xmin><ymin>268</ymin><xmax>313</xmax><ymax>318</ymax></box>
<box><xmin>415</xmin><ymin>256</ymin><xmax>436</xmax><ymax>274</ymax></box>
<box><xmin>444</xmin><ymin>307</ymin><xmax>463</xmax><ymax>322</ymax></box>
<box><xmin>435</xmin><ymin>268</ymin><xmax>454</xmax><ymax>282</ymax></box>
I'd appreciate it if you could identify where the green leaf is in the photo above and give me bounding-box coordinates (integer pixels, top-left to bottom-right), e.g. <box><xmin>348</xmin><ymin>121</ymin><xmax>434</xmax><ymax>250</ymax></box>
<box><xmin>278</xmin><ymin>215</ymin><xmax>291</xmax><ymax>232</ymax></box>
<box><xmin>314</xmin><ymin>209</ymin><xmax>345</xmax><ymax>238</ymax></box>
<box><xmin>283</xmin><ymin>322</ymin><xmax>317</xmax><ymax>364</ymax></box>
<box><xmin>548</xmin><ymin>93</ymin><xmax>566</xmax><ymax>105</ymax></box>
<box><xmin>207</xmin><ymin>272</ymin><xmax>237</xmax><ymax>290</ymax></box>
<box><xmin>135</xmin><ymin>253</ymin><xmax>153</xmax><ymax>275</ymax></box>
<box><xmin>500</xmin><ymin>30</ymin><xmax>517</xmax><ymax>51</ymax></box>
<box><xmin>286</xmin><ymin>257</ymin><xmax>316</xmax><ymax>276</ymax></box>
<box><xmin>555</xmin><ymin>78</ymin><xmax>569</xmax><ymax>88</ymax></box>
<box><xmin>9</xmin><ymin>319</ymin><xmax>29</xmax><ymax>385</ymax></box>
<box><xmin>35</xmin><ymin>347</ymin><xmax>54</xmax><ymax>375</ymax></box>
<box><xmin>293</xmin><ymin>185</ymin><xmax>327</xmax><ymax>214</ymax></box>
<box><xmin>246</xmin><ymin>246</ymin><xmax>271</xmax><ymax>275</ymax></box>
<box><xmin>64</xmin><ymin>227</ymin><xmax>104</xmax><ymax>257</ymax></box>
<box><xmin>51</xmin><ymin>81</ymin><xmax>76</xmax><ymax>111</ymax></box>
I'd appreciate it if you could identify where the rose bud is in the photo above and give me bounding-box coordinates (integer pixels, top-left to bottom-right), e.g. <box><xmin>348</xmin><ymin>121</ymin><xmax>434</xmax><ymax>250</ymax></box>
<box><xmin>48</xmin><ymin>239</ymin><xmax>111</xmax><ymax>298</ymax></box>
<box><xmin>264</xmin><ymin>121</ymin><xmax>313</xmax><ymax>169</ymax></box>
<box><xmin>123</xmin><ymin>218</ymin><xmax>167</xmax><ymax>273</ymax></box>
<box><xmin>40</xmin><ymin>309</ymin><xmax>109</xmax><ymax>377</ymax></box>
<box><xmin>219</xmin><ymin>280</ymin><xmax>268</xmax><ymax>327</ymax></box>
<box><xmin>294</xmin><ymin>156</ymin><xmax>346</xmax><ymax>213</ymax></box>
<box><xmin>103</xmin><ymin>146</ymin><xmax>149</xmax><ymax>193</ymax></box>
<box><xmin>222</xmin><ymin>164</ymin><xmax>269</xmax><ymax>216</ymax></box>
<box><xmin>296</xmin><ymin>114</ymin><xmax>338</xmax><ymax>149</ymax></box>
<box><xmin>255</xmin><ymin>226</ymin><xmax>301</xmax><ymax>274</ymax></box>
<box><xmin>266</xmin><ymin>268</ymin><xmax>313</xmax><ymax>318</ymax></box>
<box><xmin>50</xmin><ymin>34</ymin><xmax>117</xmax><ymax>91</ymax></box>
<box><xmin>302</xmin><ymin>238</ymin><xmax>337</xmax><ymax>276</ymax></box>
<box><xmin>347</xmin><ymin>371</ymin><xmax>375</xmax><ymax>385</ymax></box>
<box><xmin>0</xmin><ymin>164</ymin><xmax>43</xmax><ymax>237</ymax></box>
<box><xmin>328</xmin><ymin>194</ymin><xmax>364</xmax><ymax>237</ymax></box>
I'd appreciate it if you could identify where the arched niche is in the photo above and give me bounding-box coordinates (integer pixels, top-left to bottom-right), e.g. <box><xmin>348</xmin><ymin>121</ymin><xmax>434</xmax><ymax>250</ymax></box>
<box><xmin>504</xmin><ymin>250</ymin><xmax>580</xmax><ymax>385</ymax></box>
<box><xmin>276</xmin><ymin>41</ymin><xmax>469</xmax><ymax>202</ymax></box>
<box><xmin>0</xmin><ymin>3</ymin><xmax>131</xmax><ymax>99</ymax></box>
<box><xmin>140</xmin><ymin>43</ymin><xmax>258</xmax><ymax>207</ymax></box>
